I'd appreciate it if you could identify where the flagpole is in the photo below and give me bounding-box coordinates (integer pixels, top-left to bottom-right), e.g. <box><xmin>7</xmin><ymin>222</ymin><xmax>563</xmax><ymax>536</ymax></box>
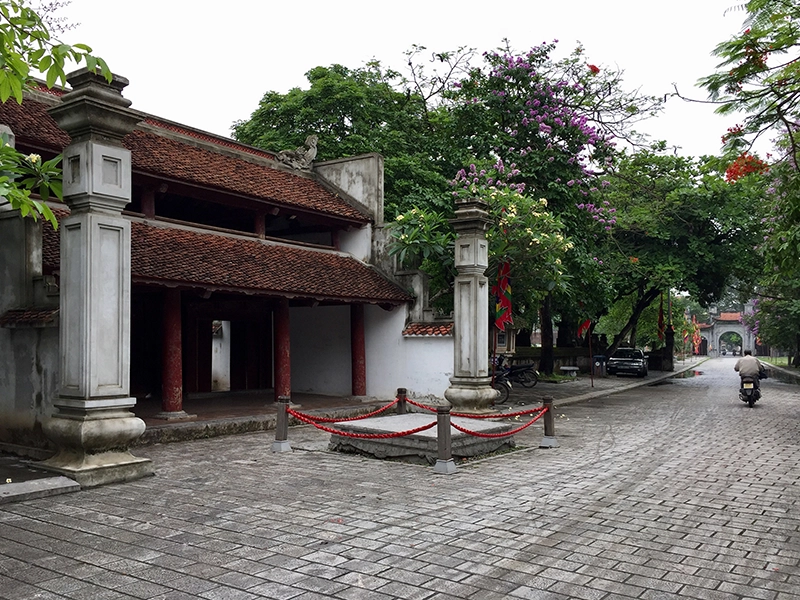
<box><xmin>588</xmin><ymin>328</ymin><xmax>594</xmax><ymax>388</ymax></box>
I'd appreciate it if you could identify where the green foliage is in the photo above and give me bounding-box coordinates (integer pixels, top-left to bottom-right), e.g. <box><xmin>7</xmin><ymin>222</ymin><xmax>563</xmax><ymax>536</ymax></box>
<box><xmin>584</xmin><ymin>146</ymin><xmax>767</xmax><ymax>349</ymax></box>
<box><xmin>0</xmin><ymin>0</ymin><xmax>111</xmax><ymax>228</ymax></box>
<box><xmin>700</xmin><ymin>0</ymin><xmax>800</xmax><ymax>164</ymax></box>
<box><xmin>700</xmin><ymin>1</ymin><xmax>800</xmax><ymax>351</ymax></box>
<box><xmin>0</xmin><ymin>134</ymin><xmax>61</xmax><ymax>226</ymax></box>
<box><xmin>232</xmin><ymin>62</ymin><xmax>461</xmax><ymax>217</ymax></box>
<box><xmin>0</xmin><ymin>0</ymin><xmax>111</xmax><ymax>102</ymax></box>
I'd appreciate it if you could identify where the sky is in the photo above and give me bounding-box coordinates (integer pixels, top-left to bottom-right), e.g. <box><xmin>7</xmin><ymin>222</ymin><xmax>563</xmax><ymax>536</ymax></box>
<box><xmin>57</xmin><ymin>0</ymin><xmax>748</xmax><ymax>159</ymax></box>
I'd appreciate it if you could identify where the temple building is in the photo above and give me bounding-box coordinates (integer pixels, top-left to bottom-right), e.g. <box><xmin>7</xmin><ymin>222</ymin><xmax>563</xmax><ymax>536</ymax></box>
<box><xmin>0</xmin><ymin>72</ymin><xmax>453</xmax><ymax>477</ymax></box>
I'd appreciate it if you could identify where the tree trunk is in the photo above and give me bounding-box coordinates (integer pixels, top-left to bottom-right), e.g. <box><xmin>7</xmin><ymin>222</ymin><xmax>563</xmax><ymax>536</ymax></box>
<box><xmin>608</xmin><ymin>286</ymin><xmax>661</xmax><ymax>356</ymax></box>
<box><xmin>794</xmin><ymin>332</ymin><xmax>800</xmax><ymax>367</ymax></box>
<box><xmin>556</xmin><ymin>317</ymin><xmax>577</xmax><ymax>347</ymax></box>
<box><xmin>539</xmin><ymin>294</ymin><xmax>554</xmax><ymax>375</ymax></box>
<box><xmin>664</xmin><ymin>325</ymin><xmax>675</xmax><ymax>371</ymax></box>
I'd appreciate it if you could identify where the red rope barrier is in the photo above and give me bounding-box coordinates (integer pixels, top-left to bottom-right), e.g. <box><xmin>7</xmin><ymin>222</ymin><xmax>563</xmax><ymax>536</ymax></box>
<box><xmin>289</xmin><ymin>398</ymin><xmax>400</xmax><ymax>423</ymax></box>
<box><xmin>407</xmin><ymin>398</ymin><xmax>545</xmax><ymax>420</ymax></box>
<box><xmin>288</xmin><ymin>408</ymin><xmax>436</xmax><ymax>439</ymax></box>
<box><xmin>406</xmin><ymin>398</ymin><xmax>436</xmax><ymax>412</ymax></box>
<box><xmin>451</xmin><ymin>406</ymin><xmax>545</xmax><ymax>419</ymax></box>
<box><xmin>451</xmin><ymin>408</ymin><xmax>548</xmax><ymax>438</ymax></box>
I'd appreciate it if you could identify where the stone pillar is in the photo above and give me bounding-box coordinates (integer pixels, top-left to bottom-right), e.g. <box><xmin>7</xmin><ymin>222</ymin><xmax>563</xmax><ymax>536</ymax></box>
<box><xmin>274</xmin><ymin>298</ymin><xmax>291</xmax><ymax>402</ymax></box>
<box><xmin>444</xmin><ymin>198</ymin><xmax>498</xmax><ymax>411</ymax></box>
<box><xmin>351</xmin><ymin>303</ymin><xmax>366</xmax><ymax>397</ymax></box>
<box><xmin>156</xmin><ymin>288</ymin><xmax>192</xmax><ymax>419</ymax></box>
<box><xmin>39</xmin><ymin>69</ymin><xmax>153</xmax><ymax>487</ymax></box>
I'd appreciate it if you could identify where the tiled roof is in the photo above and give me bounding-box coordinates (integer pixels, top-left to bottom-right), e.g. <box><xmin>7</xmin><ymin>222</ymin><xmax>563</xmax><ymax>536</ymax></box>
<box><xmin>42</xmin><ymin>215</ymin><xmax>411</xmax><ymax>305</ymax></box>
<box><xmin>144</xmin><ymin>118</ymin><xmax>277</xmax><ymax>160</ymax></box>
<box><xmin>124</xmin><ymin>130</ymin><xmax>367</xmax><ymax>221</ymax></box>
<box><xmin>0</xmin><ymin>96</ymin><xmax>70</xmax><ymax>148</ymax></box>
<box><xmin>0</xmin><ymin>98</ymin><xmax>369</xmax><ymax>223</ymax></box>
<box><xmin>402</xmin><ymin>322</ymin><xmax>454</xmax><ymax>336</ymax></box>
<box><xmin>717</xmin><ymin>312</ymin><xmax>741</xmax><ymax>322</ymax></box>
<box><xmin>0</xmin><ymin>307</ymin><xmax>59</xmax><ymax>328</ymax></box>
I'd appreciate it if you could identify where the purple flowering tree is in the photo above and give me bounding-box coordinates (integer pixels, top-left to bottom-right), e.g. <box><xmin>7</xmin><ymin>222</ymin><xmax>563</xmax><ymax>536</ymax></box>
<box><xmin>446</xmin><ymin>41</ymin><xmax>662</xmax><ymax>372</ymax></box>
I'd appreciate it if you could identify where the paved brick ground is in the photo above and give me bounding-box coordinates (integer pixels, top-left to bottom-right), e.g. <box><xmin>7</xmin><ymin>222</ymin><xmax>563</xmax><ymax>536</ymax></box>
<box><xmin>1</xmin><ymin>357</ymin><xmax>799</xmax><ymax>599</ymax></box>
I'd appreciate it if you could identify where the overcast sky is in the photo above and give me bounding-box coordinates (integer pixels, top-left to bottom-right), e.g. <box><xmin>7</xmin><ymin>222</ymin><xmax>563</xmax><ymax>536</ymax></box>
<box><xmin>58</xmin><ymin>0</ymin><xmax>746</xmax><ymax>158</ymax></box>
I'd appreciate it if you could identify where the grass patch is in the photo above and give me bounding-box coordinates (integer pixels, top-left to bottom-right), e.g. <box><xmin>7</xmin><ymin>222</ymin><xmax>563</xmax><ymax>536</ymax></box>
<box><xmin>760</xmin><ymin>356</ymin><xmax>791</xmax><ymax>367</ymax></box>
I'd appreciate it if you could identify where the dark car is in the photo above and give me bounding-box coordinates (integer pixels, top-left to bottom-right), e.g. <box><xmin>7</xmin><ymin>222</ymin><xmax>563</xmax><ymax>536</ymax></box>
<box><xmin>606</xmin><ymin>348</ymin><xmax>648</xmax><ymax>377</ymax></box>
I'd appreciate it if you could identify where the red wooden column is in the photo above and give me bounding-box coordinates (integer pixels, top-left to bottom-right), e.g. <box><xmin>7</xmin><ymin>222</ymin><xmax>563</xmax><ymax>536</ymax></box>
<box><xmin>351</xmin><ymin>303</ymin><xmax>366</xmax><ymax>397</ymax></box>
<box><xmin>161</xmin><ymin>288</ymin><xmax>183</xmax><ymax>413</ymax></box>
<box><xmin>274</xmin><ymin>298</ymin><xmax>291</xmax><ymax>402</ymax></box>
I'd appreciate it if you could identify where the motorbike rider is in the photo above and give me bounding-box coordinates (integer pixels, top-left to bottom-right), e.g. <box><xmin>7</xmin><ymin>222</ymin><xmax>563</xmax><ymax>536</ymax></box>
<box><xmin>734</xmin><ymin>350</ymin><xmax>765</xmax><ymax>389</ymax></box>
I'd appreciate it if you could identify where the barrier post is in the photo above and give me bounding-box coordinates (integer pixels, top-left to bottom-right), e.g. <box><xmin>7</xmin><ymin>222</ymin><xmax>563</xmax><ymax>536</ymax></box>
<box><xmin>540</xmin><ymin>395</ymin><xmax>559</xmax><ymax>448</ymax></box>
<box><xmin>272</xmin><ymin>395</ymin><xmax>292</xmax><ymax>452</ymax></box>
<box><xmin>397</xmin><ymin>387</ymin><xmax>407</xmax><ymax>415</ymax></box>
<box><xmin>433</xmin><ymin>404</ymin><xmax>457</xmax><ymax>474</ymax></box>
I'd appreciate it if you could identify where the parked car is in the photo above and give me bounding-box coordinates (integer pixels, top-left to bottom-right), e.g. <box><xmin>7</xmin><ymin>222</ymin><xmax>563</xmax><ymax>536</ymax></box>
<box><xmin>606</xmin><ymin>347</ymin><xmax>648</xmax><ymax>377</ymax></box>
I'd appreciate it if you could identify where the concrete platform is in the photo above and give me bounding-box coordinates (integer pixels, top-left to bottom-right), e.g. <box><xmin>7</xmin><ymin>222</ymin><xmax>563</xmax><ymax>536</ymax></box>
<box><xmin>0</xmin><ymin>455</ymin><xmax>80</xmax><ymax>504</ymax></box>
<box><xmin>328</xmin><ymin>413</ymin><xmax>515</xmax><ymax>465</ymax></box>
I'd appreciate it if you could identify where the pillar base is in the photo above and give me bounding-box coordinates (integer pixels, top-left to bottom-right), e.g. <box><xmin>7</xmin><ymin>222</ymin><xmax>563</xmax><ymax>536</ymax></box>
<box><xmin>37</xmin><ymin>452</ymin><xmax>154</xmax><ymax>488</ymax></box>
<box><xmin>272</xmin><ymin>440</ymin><xmax>292</xmax><ymax>453</ymax></box>
<box><xmin>540</xmin><ymin>436</ymin><xmax>559</xmax><ymax>448</ymax></box>
<box><xmin>444</xmin><ymin>377</ymin><xmax>499</xmax><ymax>411</ymax></box>
<box><xmin>41</xmin><ymin>397</ymin><xmax>153</xmax><ymax>488</ymax></box>
<box><xmin>434</xmin><ymin>459</ymin><xmax>457</xmax><ymax>474</ymax></box>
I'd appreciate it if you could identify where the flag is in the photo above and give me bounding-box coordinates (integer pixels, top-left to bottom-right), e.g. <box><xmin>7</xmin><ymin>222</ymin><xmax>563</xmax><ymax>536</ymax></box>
<box><xmin>691</xmin><ymin>315</ymin><xmax>701</xmax><ymax>354</ymax></box>
<box><xmin>657</xmin><ymin>294</ymin><xmax>665</xmax><ymax>341</ymax></box>
<box><xmin>491</xmin><ymin>262</ymin><xmax>513</xmax><ymax>331</ymax></box>
<box><xmin>578</xmin><ymin>319</ymin><xmax>591</xmax><ymax>339</ymax></box>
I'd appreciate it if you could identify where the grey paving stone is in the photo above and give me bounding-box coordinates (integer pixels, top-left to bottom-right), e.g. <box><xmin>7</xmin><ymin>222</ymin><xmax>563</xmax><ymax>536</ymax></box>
<box><xmin>4</xmin><ymin>359</ymin><xmax>800</xmax><ymax>600</ymax></box>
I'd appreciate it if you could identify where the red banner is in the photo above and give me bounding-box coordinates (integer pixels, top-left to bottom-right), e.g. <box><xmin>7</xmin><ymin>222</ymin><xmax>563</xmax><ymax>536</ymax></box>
<box><xmin>491</xmin><ymin>262</ymin><xmax>513</xmax><ymax>331</ymax></box>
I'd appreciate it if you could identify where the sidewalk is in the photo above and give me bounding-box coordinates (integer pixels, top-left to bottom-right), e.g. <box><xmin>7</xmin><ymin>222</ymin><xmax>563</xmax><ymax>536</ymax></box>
<box><xmin>0</xmin><ymin>358</ymin><xmax>705</xmax><ymax>505</ymax></box>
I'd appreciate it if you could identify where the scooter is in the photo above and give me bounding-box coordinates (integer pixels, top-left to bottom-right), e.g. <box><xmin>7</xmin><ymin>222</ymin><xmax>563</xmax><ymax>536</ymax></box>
<box><xmin>739</xmin><ymin>375</ymin><xmax>761</xmax><ymax>408</ymax></box>
<box><xmin>491</xmin><ymin>370</ymin><xmax>512</xmax><ymax>404</ymax></box>
<box><xmin>493</xmin><ymin>356</ymin><xmax>539</xmax><ymax>388</ymax></box>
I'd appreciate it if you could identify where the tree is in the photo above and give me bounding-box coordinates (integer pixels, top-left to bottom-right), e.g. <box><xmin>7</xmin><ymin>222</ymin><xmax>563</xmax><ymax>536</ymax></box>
<box><xmin>232</xmin><ymin>62</ymin><xmax>462</xmax><ymax>217</ymax></box>
<box><xmin>590</xmin><ymin>146</ymin><xmax>766</xmax><ymax>355</ymax></box>
<box><xmin>0</xmin><ymin>0</ymin><xmax>111</xmax><ymax>228</ymax></box>
<box><xmin>445</xmin><ymin>41</ymin><xmax>662</xmax><ymax>372</ymax></box>
<box><xmin>386</xmin><ymin>161</ymin><xmax>572</xmax><ymax>317</ymax></box>
<box><xmin>233</xmin><ymin>41</ymin><xmax>664</xmax><ymax>373</ymax></box>
<box><xmin>700</xmin><ymin>0</ymin><xmax>800</xmax><ymax>358</ymax></box>
<box><xmin>699</xmin><ymin>0</ymin><xmax>800</xmax><ymax>166</ymax></box>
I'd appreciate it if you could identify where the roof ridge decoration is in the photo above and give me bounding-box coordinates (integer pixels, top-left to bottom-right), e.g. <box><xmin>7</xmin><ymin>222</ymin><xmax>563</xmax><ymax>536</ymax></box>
<box><xmin>276</xmin><ymin>135</ymin><xmax>318</xmax><ymax>171</ymax></box>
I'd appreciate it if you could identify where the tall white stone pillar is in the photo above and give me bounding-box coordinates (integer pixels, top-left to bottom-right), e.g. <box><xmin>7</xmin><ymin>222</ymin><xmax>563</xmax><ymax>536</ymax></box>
<box><xmin>39</xmin><ymin>69</ymin><xmax>153</xmax><ymax>487</ymax></box>
<box><xmin>444</xmin><ymin>198</ymin><xmax>498</xmax><ymax>411</ymax></box>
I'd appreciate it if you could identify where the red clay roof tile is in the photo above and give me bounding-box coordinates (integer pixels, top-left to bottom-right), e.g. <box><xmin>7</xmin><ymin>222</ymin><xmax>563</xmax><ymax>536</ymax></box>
<box><xmin>0</xmin><ymin>307</ymin><xmax>59</xmax><ymax>328</ymax></box>
<box><xmin>717</xmin><ymin>312</ymin><xmax>741</xmax><ymax>321</ymax></box>
<box><xmin>42</xmin><ymin>213</ymin><xmax>410</xmax><ymax>305</ymax></box>
<box><xmin>402</xmin><ymin>322</ymin><xmax>454</xmax><ymax>336</ymax></box>
<box><xmin>0</xmin><ymin>98</ymin><xmax>368</xmax><ymax>223</ymax></box>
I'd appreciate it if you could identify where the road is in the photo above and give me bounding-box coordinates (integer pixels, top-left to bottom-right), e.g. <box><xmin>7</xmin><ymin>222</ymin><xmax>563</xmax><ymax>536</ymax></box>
<box><xmin>1</xmin><ymin>357</ymin><xmax>799</xmax><ymax>599</ymax></box>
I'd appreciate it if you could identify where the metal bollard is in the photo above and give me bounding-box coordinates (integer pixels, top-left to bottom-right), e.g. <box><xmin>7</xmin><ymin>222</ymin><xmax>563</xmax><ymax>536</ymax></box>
<box><xmin>540</xmin><ymin>395</ymin><xmax>559</xmax><ymax>448</ymax></box>
<box><xmin>433</xmin><ymin>404</ymin><xmax>457</xmax><ymax>474</ymax></box>
<box><xmin>272</xmin><ymin>395</ymin><xmax>292</xmax><ymax>452</ymax></box>
<box><xmin>396</xmin><ymin>387</ymin><xmax>407</xmax><ymax>415</ymax></box>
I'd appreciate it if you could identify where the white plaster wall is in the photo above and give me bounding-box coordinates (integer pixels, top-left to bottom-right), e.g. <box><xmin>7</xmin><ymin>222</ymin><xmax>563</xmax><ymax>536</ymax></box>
<box><xmin>0</xmin><ymin>216</ymin><xmax>59</xmax><ymax>448</ymax></box>
<box><xmin>290</xmin><ymin>305</ymin><xmax>351</xmax><ymax>395</ymax></box>
<box><xmin>338</xmin><ymin>224</ymin><xmax>372</xmax><ymax>263</ymax></box>
<box><xmin>364</xmin><ymin>305</ymin><xmax>453</xmax><ymax>399</ymax></box>
<box><xmin>315</xmin><ymin>154</ymin><xmax>384</xmax><ymax>226</ymax></box>
<box><xmin>211</xmin><ymin>321</ymin><xmax>231</xmax><ymax>391</ymax></box>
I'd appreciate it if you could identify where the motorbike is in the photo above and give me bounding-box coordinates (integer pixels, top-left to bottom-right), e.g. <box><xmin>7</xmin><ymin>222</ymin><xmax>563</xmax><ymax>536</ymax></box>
<box><xmin>492</xmin><ymin>357</ymin><xmax>539</xmax><ymax>388</ymax></box>
<box><xmin>491</xmin><ymin>370</ymin><xmax>512</xmax><ymax>404</ymax></box>
<box><xmin>739</xmin><ymin>375</ymin><xmax>761</xmax><ymax>408</ymax></box>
